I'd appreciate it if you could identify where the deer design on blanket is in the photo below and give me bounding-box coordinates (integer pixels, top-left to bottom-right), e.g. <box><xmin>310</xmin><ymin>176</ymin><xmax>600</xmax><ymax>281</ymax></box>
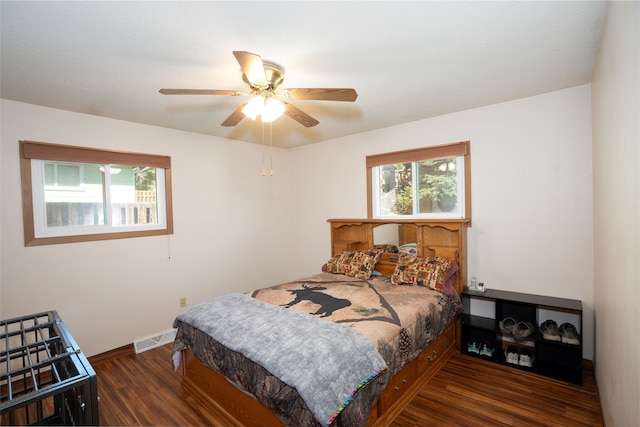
<box><xmin>283</xmin><ymin>284</ymin><xmax>352</xmax><ymax>317</ymax></box>
<box><xmin>173</xmin><ymin>293</ymin><xmax>387</xmax><ymax>427</ymax></box>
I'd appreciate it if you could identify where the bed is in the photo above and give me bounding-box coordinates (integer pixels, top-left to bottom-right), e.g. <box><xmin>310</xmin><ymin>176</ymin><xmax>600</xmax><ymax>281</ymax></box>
<box><xmin>172</xmin><ymin>218</ymin><xmax>469</xmax><ymax>426</ymax></box>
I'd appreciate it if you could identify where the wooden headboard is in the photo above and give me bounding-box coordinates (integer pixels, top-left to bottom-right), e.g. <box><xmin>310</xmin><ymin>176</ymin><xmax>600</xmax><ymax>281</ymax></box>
<box><xmin>327</xmin><ymin>219</ymin><xmax>470</xmax><ymax>296</ymax></box>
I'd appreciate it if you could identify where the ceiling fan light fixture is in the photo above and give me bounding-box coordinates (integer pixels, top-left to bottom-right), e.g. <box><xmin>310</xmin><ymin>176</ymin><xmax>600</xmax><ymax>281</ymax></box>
<box><xmin>261</xmin><ymin>97</ymin><xmax>285</xmax><ymax>123</ymax></box>
<box><xmin>242</xmin><ymin>95</ymin><xmax>264</xmax><ymax>120</ymax></box>
<box><xmin>242</xmin><ymin>94</ymin><xmax>285</xmax><ymax>122</ymax></box>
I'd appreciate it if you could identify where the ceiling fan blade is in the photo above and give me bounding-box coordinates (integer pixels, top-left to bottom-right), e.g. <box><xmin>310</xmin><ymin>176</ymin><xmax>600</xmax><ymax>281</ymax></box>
<box><xmin>284</xmin><ymin>103</ymin><xmax>319</xmax><ymax>127</ymax></box>
<box><xmin>159</xmin><ymin>89</ymin><xmax>243</xmax><ymax>96</ymax></box>
<box><xmin>285</xmin><ymin>88</ymin><xmax>358</xmax><ymax>102</ymax></box>
<box><xmin>221</xmin><ymin>104</ymin><xmax>248</xmax><ymax>127</ymax></box>
<box><xmin>233</xmin><ymin>51</ymin><xmax>268</xmax><ymax>88</ymax></box>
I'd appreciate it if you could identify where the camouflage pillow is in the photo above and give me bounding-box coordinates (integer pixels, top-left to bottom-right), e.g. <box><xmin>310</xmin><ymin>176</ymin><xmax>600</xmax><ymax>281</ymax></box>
<box><xmin>325</xmin><ymin>250</ymin><xmax>381</xmax><ymax>279</ymax></box>
<box><xmin>390</xmin><ymin>254</ymin><xmax>459</xmax><ymax>295</ymax></box>
<box><xmin>325</xmin><ymin>253</ymin><xmax>344</xmax><ymax>273</ymax></box>
<box><xmin>372</xmin><ymin>244</ymin><xmax>399</xmax><ymax>254</ymax></box>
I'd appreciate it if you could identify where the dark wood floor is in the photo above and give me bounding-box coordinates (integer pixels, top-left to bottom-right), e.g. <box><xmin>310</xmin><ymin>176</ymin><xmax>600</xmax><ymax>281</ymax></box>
<box><xmin>91</xmin><ymin>344</ymin><xmax>603</xmax><ymax>427</ymax></box>
<box><xmin>390</xmin><ymin>354</ymin><xmax>603</xmax><ymax>427</ymax></box>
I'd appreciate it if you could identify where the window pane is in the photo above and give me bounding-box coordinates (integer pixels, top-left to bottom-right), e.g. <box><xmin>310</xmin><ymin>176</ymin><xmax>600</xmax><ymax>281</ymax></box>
<box><xmin>111</xmin><ymin>165</ymin><xmax>159</xmax><ymax>227</ymax></box>
<box><xmin>44</xmin><ymin>162</ymin><xmax>82</xmax><ymax>188</ymax></box>
<box><xmin>56</xmin><ymin>164</ymin><xmax>81</xmax><ymax>187</ymax></box>
<box><xmin>372</xmin><ymin>156</ymin><xmax>464</xmax><ymax>218</ymax></box>
<box><xmin>44</xmin><ymin>162</ymin><xmax>105</xmax><ymax>227</ymax></box>
<box><xmin>416</xmin><ymin>158</ymin><xmax>458</xmax><ymax>214</ymax></box>
<box><xmin>378</xmin><ymin>163</ymin><xmax>413</xmax><ymax>216</ymax></box>
<box><xmin>44</xmin><ymin>163</ymin><xmax>55</xmax><ymax>186</ymax></box>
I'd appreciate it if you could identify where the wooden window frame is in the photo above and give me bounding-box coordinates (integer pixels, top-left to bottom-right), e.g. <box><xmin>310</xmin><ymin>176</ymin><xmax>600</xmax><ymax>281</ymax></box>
<box><xmin>366</xmin><ymin>141</ymin><xmax>471</xmax><ymax>220</ymax></box>
<box><xmin>20</xmin><ymin>140</ymin><xmax>174</xmax><ymax>246</ymax></box>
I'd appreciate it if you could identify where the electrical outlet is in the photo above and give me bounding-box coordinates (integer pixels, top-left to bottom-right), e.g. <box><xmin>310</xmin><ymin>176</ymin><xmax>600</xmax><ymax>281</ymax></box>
<box><xmin>179</xmin><ymin>297</ymin><xmax>187</xmax><ymax>308</ymax></box>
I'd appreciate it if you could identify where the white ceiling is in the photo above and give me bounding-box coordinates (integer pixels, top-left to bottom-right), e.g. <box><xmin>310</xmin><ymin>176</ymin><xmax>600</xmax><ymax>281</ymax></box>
<box><xmin>0</xmin><ymin>1</ymin><xmax>608</xmax><ymax>148</ymax></box>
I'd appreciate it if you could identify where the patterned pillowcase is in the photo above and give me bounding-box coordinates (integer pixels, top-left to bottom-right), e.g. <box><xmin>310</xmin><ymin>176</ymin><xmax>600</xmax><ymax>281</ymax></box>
<box><xmin>373</xmin><ymin>244</ymin><xmax>399</xmax><ymax>254</ymax></box>
<box><xmin>390</xmin><ymin>254</ymin><xmax>460</xmax><ymax>295</ymax></box>
<box><xmin>325</xmin><ymin>253</ymin><xmax>344</xmax><ymax>273</ymax></box>
<box><xmin>325</xmin><ymin>250</ymin><xmax>382</xmax><ymax>279</ymax></box>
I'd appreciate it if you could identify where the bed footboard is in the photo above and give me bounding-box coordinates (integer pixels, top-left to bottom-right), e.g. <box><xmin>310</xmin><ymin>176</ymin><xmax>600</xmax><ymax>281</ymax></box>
<box><xmin>182</xmin><ymin>349</ymin><xmax>282</xmax><ymax>426</ymax></box>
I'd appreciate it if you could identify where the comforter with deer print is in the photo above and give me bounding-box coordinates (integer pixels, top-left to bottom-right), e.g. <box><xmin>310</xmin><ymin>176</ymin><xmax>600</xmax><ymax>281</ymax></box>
<box><xmin>173</xmin><ymin>292</ymin><xmax>386</xmax><ymax>427</ymax></box>
<box><xmin>172</xmin><ymin>272</ymin><xmax>462</xmax><ymax>427</ymax></box>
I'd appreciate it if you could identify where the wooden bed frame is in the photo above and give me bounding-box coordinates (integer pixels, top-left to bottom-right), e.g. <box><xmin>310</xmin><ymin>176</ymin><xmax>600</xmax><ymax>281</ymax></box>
<box><xmin>179</xmin><ymin>218</ymin><xmax>470</xmax><ymax>426</ymax></box>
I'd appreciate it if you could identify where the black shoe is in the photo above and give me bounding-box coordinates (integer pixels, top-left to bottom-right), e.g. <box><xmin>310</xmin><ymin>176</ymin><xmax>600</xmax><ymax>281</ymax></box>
<box><xmin>558</xmin><ymin>322</ymin><xmax>580</xmax><ymax>345</ymax></box>
<box><xmin>499</xmin><ymin>317</ymin><xmax>517</xmax><ymax>334</ymax></box>
<box><xmin>539</xmin><ymin>319</ymin><xmax>561</xmax><ymax>342</ymax></box>
<box><xmin>512</xmin><ymin>321</ymin><xmax>535</xmax><ymax>340</ymax></box>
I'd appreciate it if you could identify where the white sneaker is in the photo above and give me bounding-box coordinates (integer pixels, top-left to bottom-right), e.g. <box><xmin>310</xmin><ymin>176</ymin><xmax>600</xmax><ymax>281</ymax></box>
<box><xmin>519</xmin><ymin>349</ymin><xmax>535</xmax><ymax>367</ymax></box>
<box><xmin>504</xmin><ymin>346</ymin><xmax>519</xmax><ymax>365</ymax></box>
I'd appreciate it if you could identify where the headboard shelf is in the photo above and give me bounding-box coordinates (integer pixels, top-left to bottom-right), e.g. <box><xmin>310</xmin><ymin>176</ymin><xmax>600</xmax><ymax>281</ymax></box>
<box><xmin>328</xmin><ymin>218</ymin><xmax>470</xmax><ymax>295</ymax></box>
<box><xmin>328</xmin><ymin>218</ymin><xmax>470</xmax><ymax>227</ymax></box>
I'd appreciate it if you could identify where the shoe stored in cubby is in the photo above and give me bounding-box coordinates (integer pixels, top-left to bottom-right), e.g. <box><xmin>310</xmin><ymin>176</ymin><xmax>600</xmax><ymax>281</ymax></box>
<box><xmin>519</xmin><ymin>348</ymin><xmax>535</xmax><ymax>368</ymax></box>
<box><xmin>504</xmin><ymin>345</ymin><xmax>519</xmax><ymax>365</ymax></box>
<box><xmin>540</xmin><ymin>319</ymin><xmax>562</xmax><ymax>342</ymax></box>
<box><xmin>503</xmin><ymin>345</ymin><xmax>535</xmax><ymax>368</ymax></box>
<box><xmin>462</xmin><ymin>326</ymin><xmax>496</xmax><ymax>361</ymax></box>
<box><xmin>499</xmin><ymin>317</ymin><xmax>517</xmax><ymax>334</ymax></box>
<box><xmin>479</xmin><ymin>341</ymin><xmax>495</xmax><ymax>358</ymax></box>
<box><xmin>559</xmin><ymin>322</ymin><xmax>580</xmax><ymax>345</ymax></box>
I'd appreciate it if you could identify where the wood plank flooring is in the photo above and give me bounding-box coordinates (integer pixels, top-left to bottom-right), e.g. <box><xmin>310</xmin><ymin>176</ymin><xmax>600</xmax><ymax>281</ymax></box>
<box><xmin>390</xmin><ymin>354</ymin><xmax>603</xmax><ymax>427</ymax></box>
<box><xmin>91</xmin><ymin>344</ymin><xmax>603</xmax><ymax>427</ymax></box>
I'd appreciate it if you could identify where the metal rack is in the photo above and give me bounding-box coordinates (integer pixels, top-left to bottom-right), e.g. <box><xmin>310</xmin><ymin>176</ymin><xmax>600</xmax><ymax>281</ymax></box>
<box><xmin>1</xmin><ymin>311</ymin><xmax>98</xmax><ymax>425</ymax></box>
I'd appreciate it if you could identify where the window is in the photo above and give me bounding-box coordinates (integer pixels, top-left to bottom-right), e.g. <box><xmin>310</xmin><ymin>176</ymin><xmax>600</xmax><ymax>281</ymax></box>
<box><xmin>45</xmin><ymin>162</ymin><xmax>83</xmax><ymax>188</ymax></box>
<box><xmin>20</xmin><ymin>141</ymin><xmax>173</xmax><ymax>246</ymax></box>
<box><xmin>367</xmin><ymin>141</ymin><xmax>471</xmax><ymax>219</ymax></box>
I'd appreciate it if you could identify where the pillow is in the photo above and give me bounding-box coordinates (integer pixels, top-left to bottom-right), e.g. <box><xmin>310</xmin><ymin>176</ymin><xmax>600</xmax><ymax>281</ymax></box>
<box><xmin>398</xmin><ymin>243</ymin><xmax>418</xmax><ymax>256</ymax></box>
<box><xmin>325</xmin><ymin>250</ymin><xmax>381</xmax><ymax>279</ymax></box>
<box><xmin>390</xmin><ymin>253</ymin><xmax>460</xmax><ymax>296</ymax></box>
<box><xmin>324</xmin><ymin>253</ymin><xmax>343</xmax><ymax>273</ymax></box>
<box><xmin>373</xmin><ymin>244</ymin><xmax>399</xmax><ymax>254</ymax></box>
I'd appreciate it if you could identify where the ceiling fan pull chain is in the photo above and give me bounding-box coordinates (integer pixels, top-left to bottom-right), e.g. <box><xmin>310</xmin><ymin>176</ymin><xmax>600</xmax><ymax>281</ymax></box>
<box><xmin>270</xmin><ymin>122</ymin><xmax>274</xmax><ymax>176</ymax></box>
<box><xmin>262</xmin><ymin>121</ymin><xmax>266</xmax><ymax>176</ymax></box>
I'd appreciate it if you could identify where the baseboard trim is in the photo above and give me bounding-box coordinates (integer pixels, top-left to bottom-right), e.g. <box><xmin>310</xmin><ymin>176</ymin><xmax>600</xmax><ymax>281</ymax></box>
<box><xmin>88</xmin><ymin>343</ymin><xmax>135</xmax><ymax>366</ymax></box>
<box><xmin>583</xmin><ymin>358</ymin><xmax>594</xmax><ymax>371</ymax></box>
<box><xmin>588</xmin><ymin>358</ymin><xmax>605</xmax><ymax>426</ymax></box>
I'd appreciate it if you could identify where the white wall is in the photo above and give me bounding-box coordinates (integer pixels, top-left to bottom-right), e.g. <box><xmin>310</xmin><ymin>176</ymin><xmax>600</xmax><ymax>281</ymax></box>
<box><xmin>289</xmin><ymin>85</ymin><xmax>595</xmax><ymax>360</ymax></box>
<box><xmin>0</xmin><ymin>100</ymin><xmax>293</xmax><ymax>356</ymax></box>
<box><xmin>1</xmin><ymin>86</ymin><xmax>596</xmax><ymax>365</ymax></box>
<box><xmin>591</xmin><ymin>2</ymin><xmax>640</xmax><ymax>426</ymax></box>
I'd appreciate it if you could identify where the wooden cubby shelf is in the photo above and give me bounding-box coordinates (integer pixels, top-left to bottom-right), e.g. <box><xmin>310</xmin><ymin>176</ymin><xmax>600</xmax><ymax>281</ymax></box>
<box><xmin>461</xmin><ymin>288</ymin><xmax>583</xmax><ymax>385</ymax></box>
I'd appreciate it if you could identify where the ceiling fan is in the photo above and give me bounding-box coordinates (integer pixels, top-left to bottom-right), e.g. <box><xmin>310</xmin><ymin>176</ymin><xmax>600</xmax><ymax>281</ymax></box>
<box><xmin>159</xmin><ymin>51</ymin><xmax>358</xmax><ymax>128</ymax></box>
